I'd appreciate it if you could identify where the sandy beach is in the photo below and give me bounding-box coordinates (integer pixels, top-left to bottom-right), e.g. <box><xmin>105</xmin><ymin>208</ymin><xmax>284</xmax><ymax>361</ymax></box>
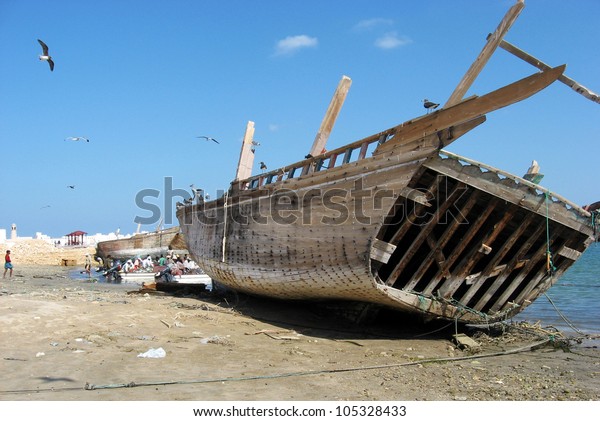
<box><xmin>0</xmin><ymin>265</ymin><xmax>599</xmax><ymax>402</ymax></box>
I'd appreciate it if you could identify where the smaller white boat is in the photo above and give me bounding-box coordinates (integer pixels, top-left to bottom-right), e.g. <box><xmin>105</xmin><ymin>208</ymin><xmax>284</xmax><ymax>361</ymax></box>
<box><xmin>120</xmin><ymin>268</ymin><xmax>212</xmax><ymax>287</ymax></box>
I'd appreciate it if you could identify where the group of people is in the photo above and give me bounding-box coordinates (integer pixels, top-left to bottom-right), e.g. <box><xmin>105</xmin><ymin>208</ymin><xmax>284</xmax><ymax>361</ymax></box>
<box><xmin>88</xmin><ymin>251</ymin><xmax>200</xmax><ymax>282</ymax></box>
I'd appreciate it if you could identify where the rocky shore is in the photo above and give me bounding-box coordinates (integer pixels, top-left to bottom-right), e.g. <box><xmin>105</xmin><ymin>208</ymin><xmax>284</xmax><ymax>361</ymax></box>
<box><xmin>0</xmin><ymin>265</ymin><xmax>599</xmax><ymax>402</ymax></box>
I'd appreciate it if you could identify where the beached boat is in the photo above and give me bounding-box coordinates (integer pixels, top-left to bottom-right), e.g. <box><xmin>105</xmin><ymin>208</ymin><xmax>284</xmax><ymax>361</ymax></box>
<box><xmin>176</xmin><ymin>1</ymin><xmax>599</xmax><ymax>324</ymax></box>
<box><xmin>120</xmin><ymin>269</ymin><xmax>212</xmax><ymax>286</ymax></box>
<box><xmin>95</xmin><ymin>226</ymin><xmax>188</xmax><ymax>260</ymax></box>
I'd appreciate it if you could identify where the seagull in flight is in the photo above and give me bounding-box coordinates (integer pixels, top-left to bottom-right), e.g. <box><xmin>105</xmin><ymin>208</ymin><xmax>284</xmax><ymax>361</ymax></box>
<box><xmin>40</xmin><ymin>205</ymin><xmax>51</xmax><ymax>209</ymax></box>
<box><xmin>423</xmin><ymin>99</ymin><xmax>439</xmax><ymax>113</ymax></box>
<box><xmin>65</xmin><ymin>136</ymin><xmax>90</xmax><ymax>142</ymax></box>
<box><xmin>260</xmin><ymin>161</ymin><xmax>267</xmax><ymax>171</ymax></box>
<box><xmin>37</xmin><ymin>39</ymin><xmax>54</xmax><ymax>71</ymax></box>
<box><xmin>67</xmin><ymin>185</ymin><xmax>75</xmax><ymax>189</ymax></box>
<box><xmin>197</xmin><ymin>136</ymin><xmax>220</xmax><ymax>144</ymax></box>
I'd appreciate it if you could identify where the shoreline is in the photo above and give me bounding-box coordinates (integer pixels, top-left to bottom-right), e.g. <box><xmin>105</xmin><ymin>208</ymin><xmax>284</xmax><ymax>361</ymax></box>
<box><xmin>1</xmin><ymin>265</ymin><xmax>599</xmax><ymax>401</ymax></box>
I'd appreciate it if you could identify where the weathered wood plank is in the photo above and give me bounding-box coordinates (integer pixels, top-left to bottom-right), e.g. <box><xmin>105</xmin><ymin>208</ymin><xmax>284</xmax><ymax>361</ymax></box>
<box><xmin>469</xmin><ymin>213</ymin><xmax>540</xmax><ymax>311</ymax></box>
<box><xmin>376</xmin><ymin>65</ymin><xmax>565</xmax><ymax>155</ymax></box>
<box><xmin>445</xmin><ymin>0</ymin><xmax>525</xmax><ymax>107</ymax></box>
<box><xmin>492</xmin><ymin>228</ymin><xmax>565</xmax><ymax>313</ymax></box>
<box><xmin>436</xmin><ymin>198</ymin><xmax>503</xmax><ymax>298</ymax></box>
<box><xmin>402</xmin><ymin>185</ymin><xmax>472</xmax><ymax>291</ymax></box>
<box><xmin>234</xmin><ymin>121</ymin><xmax>256</xmax><ymax>181</ymax></box>
<box><xmin>498</xmin><ymin>39</ymin><xmax>600</xmax><ymax>104</ymax></box>
<box><xmin>308</xmin><ymin>75</ymin><xmax>352</xmax><ymax>157</ymax></box>
<box><xmin>370</xmin><ymin>239</ymin><xmax>397</xmax><ymax>264</ymax></box>
<box><xmin>557</xmin><ymin>245</ymin><xmax>582</xmax><ymax>261</ymax></box>
<box><xmin>424</xmin><ymin>156</ymin><xmax>592</xmax><ymax>233</ymax></box>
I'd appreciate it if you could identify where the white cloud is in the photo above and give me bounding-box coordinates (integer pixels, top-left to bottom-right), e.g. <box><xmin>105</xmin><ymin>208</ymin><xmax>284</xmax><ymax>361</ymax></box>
<box><xmin>353</xmin><ymin>18</ymin><xmax>394</xmax><ymax>31</ymax></box>
<box><xmin>374</xmin><ymin>31</ymin><xmax>412</xmax><ymax>50</ymax></box>
<box><xmin>274</xmin><ymin>35</ymin><xmax>318</xmax><ymax>56</ymax></box>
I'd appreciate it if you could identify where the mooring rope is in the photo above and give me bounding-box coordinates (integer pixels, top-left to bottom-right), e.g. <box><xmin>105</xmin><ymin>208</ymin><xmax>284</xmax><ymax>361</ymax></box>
<box><xmin>543</xmin><ymin>292</ymin><xmax>587</xmax><ymax>336</ymax></box>
<box><xmin>80</xmin><ymin>338</ymin><xmax>552</xmax><ymax>392</ymax></box>
<box><xmin>544</xmin><ymin>191</ymin><xmax>557</xmax><ymax>273</ymax></box>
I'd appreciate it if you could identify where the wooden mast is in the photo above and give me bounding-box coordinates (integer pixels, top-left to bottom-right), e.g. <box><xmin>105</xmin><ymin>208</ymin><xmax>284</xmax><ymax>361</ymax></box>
<box><xmin>497</xmin><ymin>39</ymin><xmax>600</xmax><ymax>104</ymax></box>
<box><xmin>234</xmin><ymin>121</ymin><xmax>256</xmax><ymax>181</ymax></box>
<box><xmin>307</xmin><ymin>75</ymin><xmax>352</xmax><ymax>157</ymax></box>
<box><xmin>444</xmin><ymin>0</ymin><xmax>525</xmax><ymax>108</ymax></box>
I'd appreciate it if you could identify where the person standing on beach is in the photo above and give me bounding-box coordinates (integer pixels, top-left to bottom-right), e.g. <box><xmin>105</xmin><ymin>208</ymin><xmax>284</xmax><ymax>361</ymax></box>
<box><xmin>84</xmin><ymin>253</ymin><xmax>92</xmax><ymax>277</ymax></box>
<box><xmin>3</xmin><ymin>250</ymin><xmax>13</xmax><ymax>278</ymax></box>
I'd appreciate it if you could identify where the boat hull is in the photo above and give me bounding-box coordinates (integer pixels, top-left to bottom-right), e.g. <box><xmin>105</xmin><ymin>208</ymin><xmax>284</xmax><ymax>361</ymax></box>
<box><xmin>96</xmin><ymin>227</ymin><xmax>188</xmax><ymax>260</ymax></box>
<box><xmin>176</xmin><ymin>66</ymin><xmax>597</xmax><ymax>324</ymax></box>
<box><xmin>178</xmin><ymin>148</ymin><xmax>596</xmax><ymax>323</ymax></box>
<box><xmin>120</xmin><ymin>271</ymin><xmax>212</xmax><ymax>286</ymax></box>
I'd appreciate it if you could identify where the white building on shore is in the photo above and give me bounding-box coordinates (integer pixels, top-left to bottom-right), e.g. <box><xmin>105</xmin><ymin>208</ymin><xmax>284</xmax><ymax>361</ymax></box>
<box><xmin>0</xmin><ymin>223</ymin><xmax>147</xmax><ymax>248</ymax></box>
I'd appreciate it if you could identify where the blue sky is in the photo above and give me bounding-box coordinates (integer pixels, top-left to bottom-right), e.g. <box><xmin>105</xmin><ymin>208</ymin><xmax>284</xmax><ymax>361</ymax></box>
<box><xmin>1</xmin><ymin>0</ymin><xmax>598</xmax><ymax>238</ymax></box>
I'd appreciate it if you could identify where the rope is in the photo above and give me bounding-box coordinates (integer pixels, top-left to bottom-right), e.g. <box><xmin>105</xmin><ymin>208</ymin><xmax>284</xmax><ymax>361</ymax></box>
<box><xmin>80</xmin><ymin>338</ymin><xmax>551</xmax><ymax>392</ymax></box>
<box><xmin>544</xmin><ymin>192</ymin><xmax>557</xmax><ymax>273</ymax></box>
<box><xmin>543</xmin><ymin>292</ymin><xmax>587</xmax><ymax>335</ymax></box>
<box><xmin>221</xmin><ymin>190</ymin><xmax>229</xmax><ymax>263</ymax></box>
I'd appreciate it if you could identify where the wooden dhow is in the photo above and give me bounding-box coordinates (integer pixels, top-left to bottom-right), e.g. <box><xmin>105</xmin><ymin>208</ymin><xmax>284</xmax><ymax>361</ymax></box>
<box><xmin>177</xmin><ymin>1</ymin><xmax>599</xmax><ymax>324</ymax></box>
<box><xmin>96</xmin><ymin>226</ymin><xmax>188</xmax><ymax>260</ymax></box>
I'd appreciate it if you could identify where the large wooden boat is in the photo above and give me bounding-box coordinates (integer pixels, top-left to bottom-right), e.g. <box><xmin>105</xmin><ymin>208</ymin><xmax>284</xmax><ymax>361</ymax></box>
<box><xmin>177</xmin><ymin>1</ymin><xmax>599</xmax><ymax>324</ymax></box>
<box><xmin>95</xmin><ymin>226</ymin><xmax>188</xmax><ymax>260</ymax></box>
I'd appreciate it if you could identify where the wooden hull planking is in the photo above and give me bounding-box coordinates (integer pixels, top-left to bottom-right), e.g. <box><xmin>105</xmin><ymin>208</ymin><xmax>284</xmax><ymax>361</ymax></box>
<box><xmin>96</xmin><ymin>227</ymin><xmax>188</xmax><ymax>260</ymax></box>
<box><xmin>178</xmin><ymin>148</ymin><xmax>595</xmax><ymax>323</ymax></box>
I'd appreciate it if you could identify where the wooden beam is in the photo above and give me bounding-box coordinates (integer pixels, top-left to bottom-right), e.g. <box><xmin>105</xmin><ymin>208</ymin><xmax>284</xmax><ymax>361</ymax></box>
<box><xmin>491</xmin><ymin>227</ymin><xmax>563</xmax><ymax>313</ymax></box>
<box><xmin>234</xmin><ymin>121</ymin><xmax>256</xmax><ymax>182</ymax></box>
<box><xmin>498</xmin><ymin>39</ymin><xmax>600</xmax><ymax>104</ymax></box>
<box><xmin>370</xmin><ymin>239</ymin><xmax>397</xmax><ymax>264</ymax></box>
<box><xmin>308</xmin><ymin>75</ymin><xmax>352</xmax><ymax>157</ymax></box>
<box><xmin>376</xmin><ymin>65</ymin><xmax>565</xmax><ymax>155</ymax></box>
<box><xmin>436</xmin><ymin>197</ymin><xmax>500</xmax><ymax>299</ymax></box>
<box><xmin>445</xmin><ymin>0</ymin><xmax>525</xmax><ymax>107</ymax></box>
<box><xmin>392</xmin><ymin>183</ymin><xmax>475</xmax><ymax>291</ymax></box>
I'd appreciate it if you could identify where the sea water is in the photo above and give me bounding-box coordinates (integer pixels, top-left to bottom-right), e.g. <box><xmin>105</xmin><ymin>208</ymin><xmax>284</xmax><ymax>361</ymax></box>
<box><xmin>515</xmin><ymin>242</ymin><xmax>600</xmax><ymax>338</ymax></box>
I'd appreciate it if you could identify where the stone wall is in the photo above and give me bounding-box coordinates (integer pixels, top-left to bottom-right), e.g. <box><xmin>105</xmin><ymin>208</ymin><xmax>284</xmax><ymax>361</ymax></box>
<box><xmin>0</xmin><ymin>239</ymin><xmax>96</xmax><ymax>266</ymax></box>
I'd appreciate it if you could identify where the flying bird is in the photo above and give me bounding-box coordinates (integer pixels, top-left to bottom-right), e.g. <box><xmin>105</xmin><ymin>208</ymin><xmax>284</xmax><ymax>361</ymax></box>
<box><xmin>197</xmin><ymin>136</ymin><xmax>219</xmax><ymax>144</ymax></box>
<box><xmin>40</xmin><ymin>205</ymin><xmax>51</xmax><ymax>209</ymax></box>
<box><xmin>67</xmin><ymin>185</ymin><xmax>75</xmax><ymax>189</ymax></box>
<box><xmin>65</xmin><ymin>136</ymin><xmax>90</xmax><ymax>142</ymax></box>
<box><xmin>37</xmin><ymin>39</ymin><xmax>54</xmax><ymax>71</ymax></box>
<box><xmin>260</xmin><ymin>161</ymin><xmax>267</xmax><ymax>170</ymax></box>
<box><xmin>423</xmin><ymin>99</ymin><xmax>439</xmax><ymax>112</ymax></box>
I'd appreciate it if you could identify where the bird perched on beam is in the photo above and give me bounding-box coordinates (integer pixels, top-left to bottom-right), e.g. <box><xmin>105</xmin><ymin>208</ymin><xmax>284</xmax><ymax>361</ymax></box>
<box><xmin>423</xmin><ymin>99</ymin><xmax>439</xmax><ymax>113</ymax></box>
<box><xmin>37</xmin><ymin>39</ymin><xmax>54</xmax><ymax>71</ymax></box>
<box><xmin>190</xmin><ymin>184</ymin><xmax>204</xmax><ymax>203</ymax></box>
<box><xmin>197</xmin><ymin>136</ymin><xmax>219</xmax><ymax>144</ymax></box>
